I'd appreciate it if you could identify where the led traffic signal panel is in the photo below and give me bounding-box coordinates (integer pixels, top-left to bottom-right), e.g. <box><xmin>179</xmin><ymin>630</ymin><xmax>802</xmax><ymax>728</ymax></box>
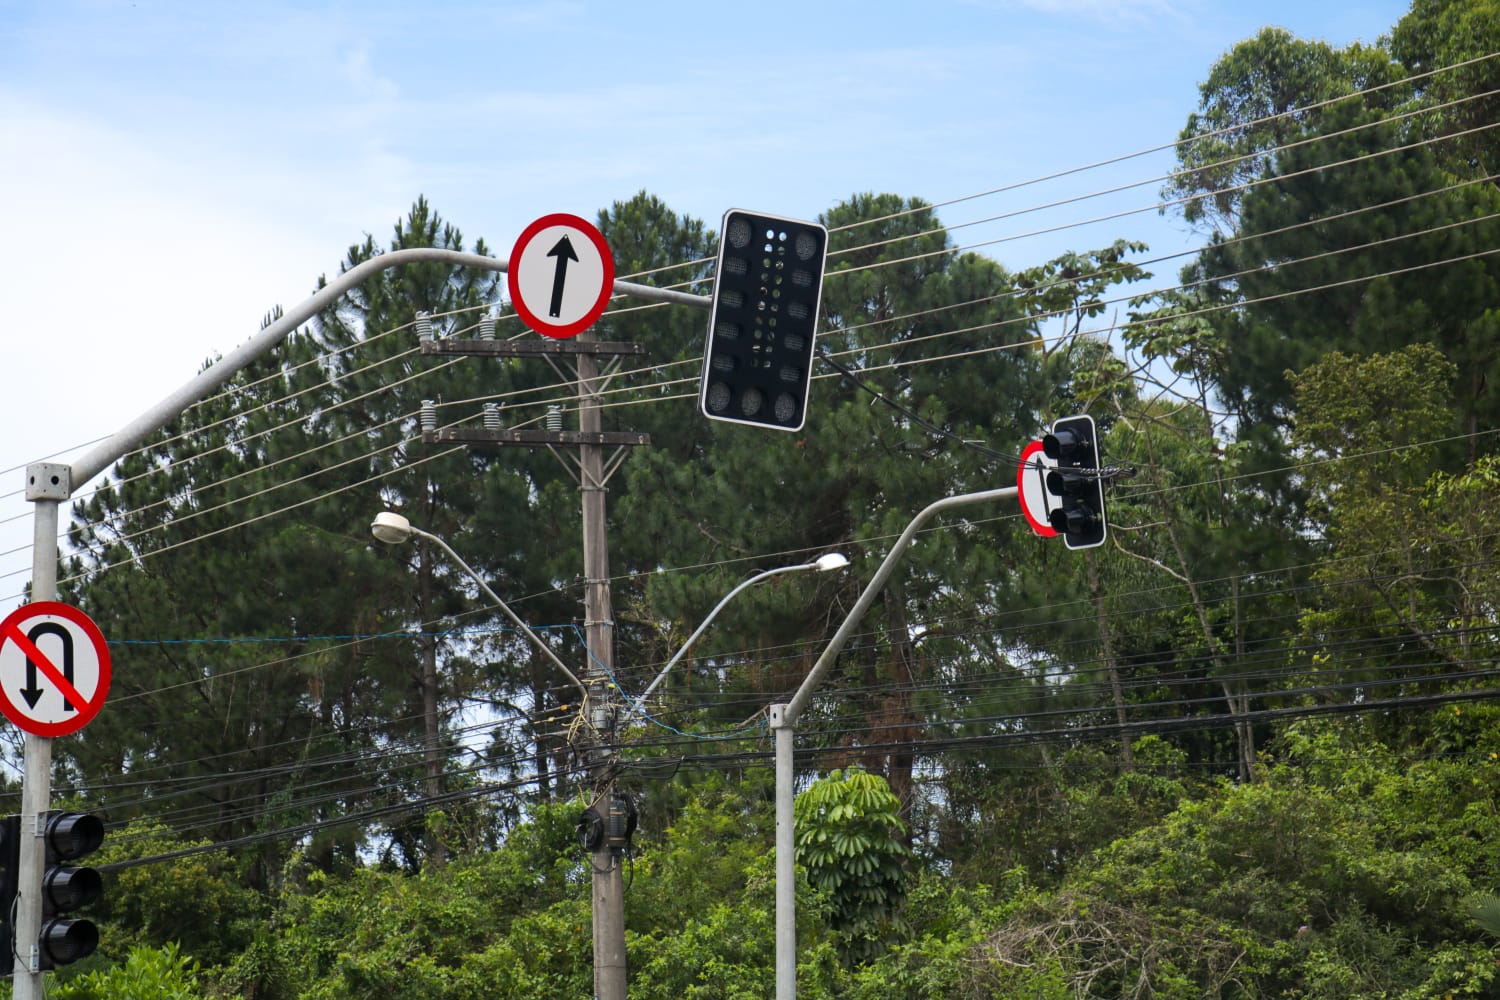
<box><xmin>699</xmin><ymin>209</ymin><xmax>827</xmax><ymax>431</ymax></box>
<box><xmin>39</xmin><ymin>811</ymin><xmax>105</xmax><ymax>969</ymax></box>
<box><xmin>1043</xmin><ymin>414</ymin><xmax>1108</xmax><ymax>550</ymax></box>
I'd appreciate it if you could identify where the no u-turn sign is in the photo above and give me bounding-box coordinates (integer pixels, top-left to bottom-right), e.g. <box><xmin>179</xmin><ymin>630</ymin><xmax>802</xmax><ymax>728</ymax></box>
<box><xmin>0</xmin><ymin>602</ymin><xmax>111</xmax><ymax>737</ymax></box>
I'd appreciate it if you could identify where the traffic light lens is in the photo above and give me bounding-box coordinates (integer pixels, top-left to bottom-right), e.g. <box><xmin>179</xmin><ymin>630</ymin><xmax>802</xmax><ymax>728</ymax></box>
<box><xmin>43</xmin><ymin>865</ymin><xmax>101</xmax><ymax>910</ymax></box>
<box><xmin>1042</xmin><ymin>429</ymin><xmax>1082</xmax><ymax>461</ymax></box>
<box><xmin>740</xmin><ymin>388</ymin><xmax>764</xmax><ymax>417</ymax></box>
<box><xmin>46</xmin><ymin>813</ymin><xmax>104</xmax><ymax>860</ymax></box>
<box><xmin>774</xmin><ymin>393</ymin><xmax>797</xmax><ymax>424</ymax></box>
<box><xmin>706</xmin><ymin>382</ymin><xmax>731</xmax><ymax>414</ymax></box>
<box><xmin>727</xmin><ymin>217</ymin><xmax>753</xmax><ymax>248</ymax></box>
<box><xmin>40</xmin><ymin>918</ymin><xmax>98</xmax><ymax>966</ymax></box>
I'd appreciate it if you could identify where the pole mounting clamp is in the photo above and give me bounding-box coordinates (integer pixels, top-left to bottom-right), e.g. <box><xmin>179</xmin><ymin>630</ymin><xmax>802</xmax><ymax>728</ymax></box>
<box><xmin>25</xmin><ymin>462</ymin><xmax>71</xmax><ymax>501</ymax></box>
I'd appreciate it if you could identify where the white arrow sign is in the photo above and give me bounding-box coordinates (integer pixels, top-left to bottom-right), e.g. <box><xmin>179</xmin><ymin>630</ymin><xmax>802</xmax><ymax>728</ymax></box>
<box><xmin>0</xmin><ymin>601</ymin><xmax>112</xmax><ymax>737</ymax></box>
<box><xmin>507</xmin><ymin>213</ymin><xmax>615</xmax><ymax>339</ymax></box>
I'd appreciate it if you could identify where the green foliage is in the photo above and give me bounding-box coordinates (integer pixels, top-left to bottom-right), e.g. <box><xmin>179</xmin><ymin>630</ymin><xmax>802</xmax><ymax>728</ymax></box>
<box><xmin>1166</xmin><ymin>26</ymin><xmax>1403</xmax><ymax>229</ymax></box>
<box><xmin>216</xmin><ymin>798</ymin><xmax>592</xmax><ymax>1000</ymax></box>
<box><xmin>963</xmin><ymin>721</ymin><xmax>1500</xmax><ymax>998</ymax></box>
<box><xmin>49</xmin><ymin>943</ymin><xmax>204</xmax><ymax>1000</ymax></box>
<box><xmin>40</xmin><ymin>9</ymin><xmax>1500</xmax><ymax>982</ymax></box>
<box><xmin>1391</xmin><ymin>0</ymin><xmax>1500</xmax><ymax>179</ymax></box>
<box><xmin>93</xmin><ymin>820</ymin><xmax>262</xmax><ymax>967</ymax></box>
<box><xmin>795</xmin><ymin>767</ymin><xmax>909</xmax><ymax>959</ymax></box>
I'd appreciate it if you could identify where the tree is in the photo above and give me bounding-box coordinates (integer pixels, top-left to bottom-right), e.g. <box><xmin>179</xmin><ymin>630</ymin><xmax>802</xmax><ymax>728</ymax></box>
<box><xmin>1391</xmin><ymin>0</ymin><xmax>1500</xmax><ymax>182</ymax></box>
<box><xmin>1164</xmin><ymin>27</ymin><xmax>1404</xmax><ymax>232</ymax></box>
<box><xmin>795</xmin><ymin>767</ymin><xmax>909</xmax><ymax>961</ymax></box>
<box><xmin>1291</xmin><ymin>345</ymin><xmax>1500</xmax><ymax>725</ymax></box>
<box><xmin>60</xmin><ymin>198</ymin><xmax>516</xmax><ymax>878</ymax></box>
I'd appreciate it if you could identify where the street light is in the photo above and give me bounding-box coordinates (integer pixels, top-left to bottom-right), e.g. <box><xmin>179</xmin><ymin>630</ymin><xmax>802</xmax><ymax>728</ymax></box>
<box><xmin>770</xmin><ymin>487</ymin><xmax>1017</xmax><ymax>1000</ymax></box>
<box><xmin>369</xmin><ymin>511</ymin><xmax>589</xmax><ymax>702</ymax></box>
<box><xmin>634</xmin><ymin>552</ymin><xmax>850</xmax><ymax>711</ymax></box>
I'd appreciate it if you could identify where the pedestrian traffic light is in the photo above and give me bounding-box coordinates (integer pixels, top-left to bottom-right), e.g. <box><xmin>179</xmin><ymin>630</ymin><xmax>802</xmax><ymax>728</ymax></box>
<box><xmin>699</xmin><ymin>209</ymin><xmax>827</xmax><ymax>431</ymax></box>
<box><xmin>38</xmin><ymin>811</ymin><xmax>104</xmax><ymax>969</ymax></box>
<box><xmin>1043</xmin><ymin>414</ymin><xmax>1108</xmax><ymax>550</ymax></box>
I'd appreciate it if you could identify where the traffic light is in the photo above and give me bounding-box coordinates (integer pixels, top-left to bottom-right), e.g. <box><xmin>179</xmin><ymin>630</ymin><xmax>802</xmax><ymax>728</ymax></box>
<box><xmin>1043</xmin><ymin>414</ymin><xmax>1108</xmax><ymax>550</ymax></box>
<box><xmin>39</xmin><ymin>812</ymin><xmax>104</xmax><ymax>969</ymax></box>
<box><xmin>605</xmin><ymin>794</ymin><xmax>637</xmax><ymax>856</ymax></box>
<box><xmin>699</xmin><ymin>209</ymin><xmax>828</xmax><ymax>431</ymax></box>
<box><xmin>0</xmin><ymin>815</ymin><xmax>18</xmax><ymax>963</ymax></box>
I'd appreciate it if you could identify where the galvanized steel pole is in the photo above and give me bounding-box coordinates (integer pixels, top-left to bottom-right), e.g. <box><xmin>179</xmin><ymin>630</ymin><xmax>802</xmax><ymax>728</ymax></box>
<box><xmin>770</xmin><ymin>486</ymin><xmax>1018</xmax><ymax>1000</ymax></box>
<box><xmin>17</xmin><ymin>247</ymin><xmax>708</xmax><ymax>1000</ymax></box>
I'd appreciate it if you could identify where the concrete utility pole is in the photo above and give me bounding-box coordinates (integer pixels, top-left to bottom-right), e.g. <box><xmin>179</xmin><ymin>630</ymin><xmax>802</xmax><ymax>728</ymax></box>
<box><xmin>14</xmin><ymin>468</ymin><xmax>64</xmax><ymax>1000</ymax></box>
<box><xmin>15</xmin><ymin>247</ymin><xmax>705</xmax><ymax>1000</ymax></box>
<box><xmin>577</xmin><ymin>328</ymin><xmax>627</xmax><ymax>1000</ymax></box>
<box><xmin>422</xmin><ymin>326</ymin><xmax>653</xmax><ymax>1000</ymax></box>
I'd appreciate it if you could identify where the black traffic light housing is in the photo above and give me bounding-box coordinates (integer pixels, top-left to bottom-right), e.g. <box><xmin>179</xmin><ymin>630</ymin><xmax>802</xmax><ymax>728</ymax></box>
<box><xmin>699</xmin><ymin>209</ymin><xmax>827</xmax><ymax>431</ymax></box>
<box><xmin>0</xmin><ymin>815</ymin><xmax>18</xmax><ymax>964</ymax></box>
<box><xmin>604</xmin><ymin>794</ymin><xmax>637</xmax><ymax>856</ymax></box>
<box><xmin>576</xmin><ymin>795</ymin><xmax>638</xmax><ymax>857</ymax></box>
<box><xmin>1043</xmin><ymin>414</ymin><xmax>1108</xmax><ymax>550</ymax></box>
<box><xmin>39</xmin><ymin>811</ymin><xmax>104</xmax><ymax>969</ymax></box>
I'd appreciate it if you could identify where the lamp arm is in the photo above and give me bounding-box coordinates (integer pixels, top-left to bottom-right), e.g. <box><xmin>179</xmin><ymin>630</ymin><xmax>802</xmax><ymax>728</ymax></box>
<box><xmin>412</xmin><ymin>526</ymin><xmax>590</xmax><ymax>702</ymax></box>
<box><xmin>783</xmin><ymin>486</ymin><xmax>1018</xmax><ymax>724</ymax></box>
<box><xmin>635</xmin><ymin>562</ymin><xmax>814</xmax><ymax>708</ymax></box>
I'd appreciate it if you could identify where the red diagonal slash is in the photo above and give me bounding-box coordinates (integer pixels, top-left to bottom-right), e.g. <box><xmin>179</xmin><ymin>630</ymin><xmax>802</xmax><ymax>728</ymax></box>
<box><xmin>3</xmin><ymin>621</ymin><xmax>90</xmax><ymax>712</ymax></box>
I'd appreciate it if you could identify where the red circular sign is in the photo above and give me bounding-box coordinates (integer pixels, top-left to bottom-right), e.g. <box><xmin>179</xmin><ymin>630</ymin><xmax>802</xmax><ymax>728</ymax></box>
<box><xmin>0</xmin><ymin>601</ymin><xmax>112</xmax><ymax>737</ymax></box>
<box><xmin>507</xmin><ymin>213</ymin><xmax>615</xmax><ymax>339</ymax></box>
<box><xmin>1017</xmin><ymin>440</ymin><xmax>1060</xmax><ymax>538</ymax></box>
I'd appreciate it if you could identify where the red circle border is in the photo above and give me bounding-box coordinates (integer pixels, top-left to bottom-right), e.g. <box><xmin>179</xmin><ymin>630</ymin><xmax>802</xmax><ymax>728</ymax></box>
<box><xmin>507</xmin><ymin>213</ymin><xmax>616</xmax><ymax>340</ymax></box>
<box><xmin>1017</xmin><ymin>440</ymin><xmax>1060</xmax><ymax>538</ymax></box>
<box><xmin>0</xmin><ymin>601</ymin><xmax>112</xmax><ymax>738</ymax></box>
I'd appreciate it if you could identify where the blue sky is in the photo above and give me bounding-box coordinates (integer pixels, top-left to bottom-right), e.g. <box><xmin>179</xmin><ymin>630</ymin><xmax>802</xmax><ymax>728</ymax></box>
<box><xmin>0</xmin><ymin>0</ymin><xmax>1413</xmax><ymax>606</ymax></box>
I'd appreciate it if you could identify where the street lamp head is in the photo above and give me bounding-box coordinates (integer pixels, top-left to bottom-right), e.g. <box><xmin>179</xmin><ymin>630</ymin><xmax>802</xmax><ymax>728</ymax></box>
<box><xmin>813</xmin><ymin>552</ymin><xmax>850</xmax><ymax>573</ymax></box>
<box><xmin>370</xmin><ymin>511</ymin><xmax>414</xmax><ymax>545</ymax></box>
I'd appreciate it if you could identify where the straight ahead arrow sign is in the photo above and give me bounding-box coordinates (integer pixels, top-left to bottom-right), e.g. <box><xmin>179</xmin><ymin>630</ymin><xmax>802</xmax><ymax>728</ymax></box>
<box><xmin>508</xmin><ymin>214</ymin><xmax>615</xmax><ymax>339</ymax></box>
<box><xmin>547</xmin><ymin>234</ymin><xmax>579</xmax><ymax>318</ymax></box>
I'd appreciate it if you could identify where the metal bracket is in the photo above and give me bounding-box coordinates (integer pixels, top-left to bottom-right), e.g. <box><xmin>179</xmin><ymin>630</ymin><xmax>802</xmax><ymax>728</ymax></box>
<box><xmin>24</xmin><ymin>463</ymin><xmax>71</xmax><ymax>501</ymax></box>
<box><xmin>768</xmin><ymin>704</ymin><xmax>789</xmax><ymax>730</ymax></box>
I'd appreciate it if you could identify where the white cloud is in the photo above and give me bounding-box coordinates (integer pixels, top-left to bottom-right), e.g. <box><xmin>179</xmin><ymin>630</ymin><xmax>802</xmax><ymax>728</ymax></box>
<box><xmin>0</xmin><ymin>94</ymin><xmax>335</xmax><ymax>460</ymax></box>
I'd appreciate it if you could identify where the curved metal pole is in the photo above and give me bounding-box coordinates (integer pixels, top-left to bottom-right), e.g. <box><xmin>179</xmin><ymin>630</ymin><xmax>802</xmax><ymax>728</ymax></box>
<box><xmin>70</xmin><ymin>247</ymin><xmax>708</xmax><ymax>486</ymax></box>
<box><xmin>772</xmin><ymin>485</ymin><xmax>1018</xmax><ymax>1000</ymax></box>
<box><xmin>405</xmin><ymin>523</ymin><xmax>590</xmax><ymax>703</ymax></box>
<box><xmin>635</xmin><ymin>561</ymin><xmax>822</xmax><ymax>708</ymax></box>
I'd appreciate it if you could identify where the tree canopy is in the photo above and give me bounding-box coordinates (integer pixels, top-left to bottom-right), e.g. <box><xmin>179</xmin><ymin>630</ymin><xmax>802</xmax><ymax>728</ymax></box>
<box><xmin>24</xmin><ymin>3</ymin><xmax>1500</xmax><ymax>995</ymax></box>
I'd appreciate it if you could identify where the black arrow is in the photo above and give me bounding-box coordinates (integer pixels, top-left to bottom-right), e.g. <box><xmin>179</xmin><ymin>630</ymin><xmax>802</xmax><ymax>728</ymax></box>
<box><xmin>547</xmin><ymin>235</ymin><xmax>579</xmax><ymax>318</ymax></box>
<box><xmin>23</xmin><ymin>621</ymin><xmax>74</xmax><ymax>711</ymax></box>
